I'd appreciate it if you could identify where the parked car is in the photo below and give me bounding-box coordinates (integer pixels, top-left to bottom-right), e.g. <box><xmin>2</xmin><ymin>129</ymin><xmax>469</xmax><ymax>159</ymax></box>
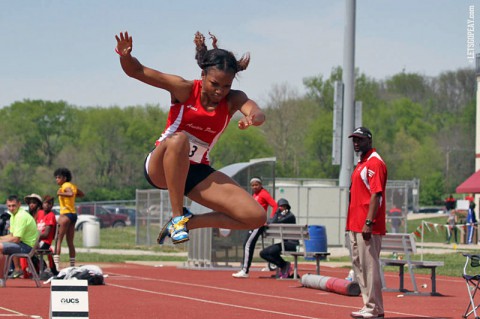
<box><xmin>76</xmin><ymin>204</ymin><xmax>130</xmax><ymax>228</ymax></box>
<box><xmin>52</xmin><ymin>206</ymin><xmax>100</xmax><ymax>231</ymax></box>
<box><xmin>103</xmin><ymin>205</ymin><xmax>136</xmax><ymax>226</ymax></box>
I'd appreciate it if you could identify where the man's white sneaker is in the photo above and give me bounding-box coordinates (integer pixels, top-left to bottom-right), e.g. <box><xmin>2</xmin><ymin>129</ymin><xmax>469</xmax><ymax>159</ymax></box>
<box><xmin>0</xmin><ymin>279</ymin><xmax>5</xmax><ymax>288</ymax></box>
<box><xmin>351</xmin><ymin>307</ymin><xmax>367</xmax><ymax>318</ymax></box>
<box><xmin>232</xmin><ymin>269</ymin><xmax>249</xmax><ymax>278</ymax></box>
<box><xmin>350</xmin><ymin>308</ymin><xmax>384</xmax><ymax>318</ymax></box>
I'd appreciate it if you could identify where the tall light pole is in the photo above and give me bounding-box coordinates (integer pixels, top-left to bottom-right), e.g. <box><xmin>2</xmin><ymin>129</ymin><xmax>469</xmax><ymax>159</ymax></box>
<box><xmin>338</xmin><ymin>0</ymin><xmax>356</xmax><ymax>187</ymax></box>
<box><xmin>474</xmin><ymin>53</ymin><xmax>480</xmax><ymax>240</ymax></box>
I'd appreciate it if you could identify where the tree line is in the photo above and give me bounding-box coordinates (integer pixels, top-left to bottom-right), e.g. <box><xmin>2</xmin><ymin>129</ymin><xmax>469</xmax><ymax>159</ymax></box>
<box><xmin>0</xmin><ymin>67</ymin><xmax>475</xmax><ymax>205</ymax></box>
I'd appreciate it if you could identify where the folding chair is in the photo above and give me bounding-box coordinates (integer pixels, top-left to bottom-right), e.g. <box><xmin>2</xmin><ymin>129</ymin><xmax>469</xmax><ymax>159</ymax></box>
<box><xmin>36</xmin><ymin>223</ymin><xmax>59</xmax><ymax>274</ymax></box>
<box><xmin>2</xmin><ymin>233</ymin><xmax>41</xmax><ymax>287</ymax></box>
<box><xmin>462</xmin><ymin>253</ymin><xmax>480</xmax><ymax>319</ymax></box>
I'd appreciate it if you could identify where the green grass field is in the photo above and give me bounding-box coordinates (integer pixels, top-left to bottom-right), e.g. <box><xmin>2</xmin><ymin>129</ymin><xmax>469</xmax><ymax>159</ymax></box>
<box><xmin>59</xmin><ymin>226</ymin><xmax>187</xmax><ymax>264</ymax></box>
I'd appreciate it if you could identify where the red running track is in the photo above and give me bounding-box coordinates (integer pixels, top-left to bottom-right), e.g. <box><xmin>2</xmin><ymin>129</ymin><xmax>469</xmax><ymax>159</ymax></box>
<box><xmin>0</xmin><ymin>262</ymin><xmax>466</xmax><ymax>318</ymax></box>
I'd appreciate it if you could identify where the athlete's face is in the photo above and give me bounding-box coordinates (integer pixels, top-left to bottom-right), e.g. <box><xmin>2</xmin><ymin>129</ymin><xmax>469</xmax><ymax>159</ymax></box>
<box><xmin>55</xmin><ymin>175</ymin><xmax>66</xmax><ymax>186</ymax></box>
<box><xmin>43</xmin><ymin>201</ymin><xmax>53</xmax><ymax>212</ymax></box>
<box><xmin>201</xmin><ymin>68</ymin><xmax>235</xmax><ymax>104</ymax></box>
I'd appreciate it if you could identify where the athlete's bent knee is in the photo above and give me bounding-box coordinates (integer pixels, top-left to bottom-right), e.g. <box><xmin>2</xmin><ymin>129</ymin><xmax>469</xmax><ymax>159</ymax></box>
<box><xmin>249</xmin><ymin>209</ymin><xmax>267</xmax><ymax>229</ymax></box>
<box><xmin>171</xmin><ymin>132</ymin><xmax>189</xmax><ymax>146</ymax></box>
<box><xmin>165</xmin><ymin>132</ymin><xmax>190</xmax><ymax>155</ymax></box>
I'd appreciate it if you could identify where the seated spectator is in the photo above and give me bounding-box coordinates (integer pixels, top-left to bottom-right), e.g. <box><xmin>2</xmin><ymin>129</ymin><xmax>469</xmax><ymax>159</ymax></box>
<box><xmin>24</xmin><ymin>193</ymin><xmax>42</xmax><ymax>219</ymax></box>
<box><xmin>35</xmin><ymin>195</ymin><xmax>58</xmax><ymax>275</ymax></box>
<box><xmin>0</xmin><ymin>195</ymin><xmax>38</xmax><ymax>286</ymax></box>
<box><xmin>260</xmin><ymin>198</ymin><xmax>298</xmax><ymax>279</ymax></box>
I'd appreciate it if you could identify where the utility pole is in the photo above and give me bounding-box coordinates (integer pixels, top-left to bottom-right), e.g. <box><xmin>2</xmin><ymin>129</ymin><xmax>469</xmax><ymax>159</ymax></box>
<box><xmin>338</xmin><ymin>0</ymin><xmax>356</xmax><ymax>187</ymax></box>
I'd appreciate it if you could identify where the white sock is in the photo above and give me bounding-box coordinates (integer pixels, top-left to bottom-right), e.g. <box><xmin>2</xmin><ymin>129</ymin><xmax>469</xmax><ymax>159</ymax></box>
<box><xmin>53</xmin><ymin>255</ymin><xmax>60</xmax><ymax>270</ymax></box>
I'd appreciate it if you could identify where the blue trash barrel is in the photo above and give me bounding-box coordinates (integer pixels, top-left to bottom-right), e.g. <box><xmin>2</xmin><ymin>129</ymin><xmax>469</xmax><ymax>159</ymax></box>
<box><xmin>304</xmin><ymin>225</ymin><xmax>328</xmax><ymax>260</ymax></box>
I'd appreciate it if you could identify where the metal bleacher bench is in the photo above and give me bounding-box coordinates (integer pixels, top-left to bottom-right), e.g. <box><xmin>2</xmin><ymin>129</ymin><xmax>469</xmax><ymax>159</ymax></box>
<box><xmin>380</xmin><ymin>233</ymin><xmax>444</xmax><ymax>296</ymax></box>
<box><xmin>262</xmin><ymin>224</ymin><xmax>330</xmax><ymax>280</ymax></box>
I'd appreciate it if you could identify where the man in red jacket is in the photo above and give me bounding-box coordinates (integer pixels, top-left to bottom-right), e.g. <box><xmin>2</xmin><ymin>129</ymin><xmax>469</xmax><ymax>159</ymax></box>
<box><xmin>346</xmin><ymin>127</ymin><xmax>387</xmax><ymax>319</ymax></box>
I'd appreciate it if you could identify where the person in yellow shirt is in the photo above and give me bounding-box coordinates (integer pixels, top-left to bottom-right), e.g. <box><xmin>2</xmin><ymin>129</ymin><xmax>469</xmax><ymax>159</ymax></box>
<box><xmin>54</xmin><ymin>168</ymin><xmax>84</xmax><ymax>270</ymax></box>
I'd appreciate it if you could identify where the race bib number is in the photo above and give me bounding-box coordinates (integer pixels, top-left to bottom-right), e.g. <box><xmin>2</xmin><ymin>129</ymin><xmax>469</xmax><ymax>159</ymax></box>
<box><xmin>184</xmin><ymin>131</ymin><xmax>209</xmax><ymax>163</ymax></box>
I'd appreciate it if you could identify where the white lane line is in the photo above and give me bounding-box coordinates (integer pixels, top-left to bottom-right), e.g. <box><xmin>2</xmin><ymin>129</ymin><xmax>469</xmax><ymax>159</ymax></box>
<box><xmin>0</xmin><ymin>306</ymin><xmax>38</xmax><ymax>319</ymax></box>
<box><xmin>106</xmin><ymin>272</ymin><xmax>432</xmax><ymax>318</ymax></box>
<box><xmin>108</xmin><ymin>283</ymin><xmax>323</xmax><ymax>319</ymax></box>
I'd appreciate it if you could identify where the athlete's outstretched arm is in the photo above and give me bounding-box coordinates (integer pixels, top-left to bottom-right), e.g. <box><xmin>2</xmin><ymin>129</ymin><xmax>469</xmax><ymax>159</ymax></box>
<box><xmin>115</xmin><ymin>31</ymin><xmax>192</xmax><ymax>103</ymax></box>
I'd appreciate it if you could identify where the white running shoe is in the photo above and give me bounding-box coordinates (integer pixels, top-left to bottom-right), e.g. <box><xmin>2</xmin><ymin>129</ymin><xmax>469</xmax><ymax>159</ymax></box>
<box><xmin>232</xmin><ymin>269</ymin><xmax>249</xmax><ymax>278</ymax></box>
<box><xmin>350</xmin><ymin>308</ymin><xmax>384</xmax><ymax>318</ymax></box>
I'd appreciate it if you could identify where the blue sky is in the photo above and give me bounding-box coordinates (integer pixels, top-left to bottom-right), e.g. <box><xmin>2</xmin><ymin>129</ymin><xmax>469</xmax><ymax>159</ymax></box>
<box><xmin>0</xmin><ymin>0</ymin><xmax>477</xmax><ymax>108</ymax></box>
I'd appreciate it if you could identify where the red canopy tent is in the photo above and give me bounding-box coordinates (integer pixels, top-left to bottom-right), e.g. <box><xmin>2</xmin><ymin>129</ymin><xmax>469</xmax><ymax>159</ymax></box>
<box><xmin>456</xmin><ymin>170</ymin><xmax>480</xmax><ymax>194</ymax></box>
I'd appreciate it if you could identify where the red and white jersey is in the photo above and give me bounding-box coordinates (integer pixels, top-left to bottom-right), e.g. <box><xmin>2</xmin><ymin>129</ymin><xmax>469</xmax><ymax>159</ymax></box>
<box><xmin>35</xmin><ymin>210</ymin><xmax>57</xmax><ymax>246</ymax></box>
<box><xmin>155</xmin><ymin>80</ymin><xmax>232</xmax><ymax>165</ymax></box>
<box><xmin>346</xmin><ymin>148</ymin><xmax>387</xmax><ymax>235</ymax></box>
<box><xmin>253</xmin><ymin>188</ymin><xmax>278</xmax><ymax>218</ymax></box>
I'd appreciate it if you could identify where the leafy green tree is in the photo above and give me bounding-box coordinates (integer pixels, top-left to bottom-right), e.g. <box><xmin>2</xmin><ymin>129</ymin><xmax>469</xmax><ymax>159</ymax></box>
<box><xmin>0</xmin><ymin>100</ymin><xmax>75</xmax><ymax>166</ymax></box>
<box><xmin>383</xmin><ymin>72</ymin><xmax>433</xmax><ymax>104</ymax></box>
<box><xmin>261</xmin><ymin>84</ymin><xmax>318</xmax><ymax>176</ymax></box>
<box><xmin>303</xmin><ymin>66</ymin><xmax>342</xmax><ymax>111</ymax></box>
<box><xmin>303</xmin><ymin>107</ymin><xmax>338</xmax><ymax>178</ymax></box>
<box><xmin>70</xmin><ymin>107</ymin><xmax>165</xmax><ymax>199</ymax></box>
<box><xmin>419</xmin><ymin>172</ymin><xmax>445</xmax><ymax>206</ymax></box>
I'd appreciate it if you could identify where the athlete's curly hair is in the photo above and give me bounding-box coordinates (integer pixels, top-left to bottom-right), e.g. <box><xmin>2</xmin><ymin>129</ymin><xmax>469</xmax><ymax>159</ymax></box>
<box><xmin>54</xmin><ymin>167</ymin><xmax>72</xmax><ymax>182</ymax></box>
<box><xmin>194</xmin><ymin>31</ymin><xmax>250</xmax><ymax>74</ymax></box>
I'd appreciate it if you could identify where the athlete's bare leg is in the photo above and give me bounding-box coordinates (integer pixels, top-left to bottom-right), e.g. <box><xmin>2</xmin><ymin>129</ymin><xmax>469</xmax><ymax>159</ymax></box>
<box><xmin>55</xmin><ymin>214</ymin><xmax>72</xmax><ymax>256</ymax></box>
<box><xmin>65</xmin><ymin>221</ymin><xmax>76</xmax><ymax>259</ymax></box>
<box><xmin>147</xmin><ymin>132</ymin><xmax>190</xmax><ymax>217</ymax></box>
<box><xmin>187</xmin><ymin>171</ymin><xmax>266</xmax><ymax>230</ymax></box>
